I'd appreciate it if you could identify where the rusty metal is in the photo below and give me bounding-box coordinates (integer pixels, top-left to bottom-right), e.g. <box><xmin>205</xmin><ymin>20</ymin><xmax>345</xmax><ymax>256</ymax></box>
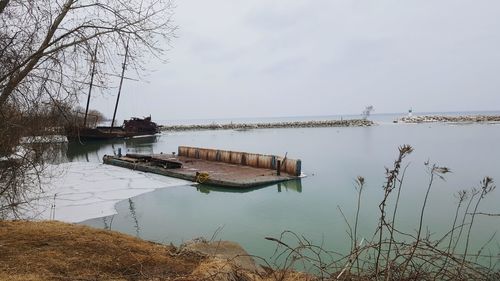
<box><xmin>177</xmin><ymin>146</ymin><xmax>302</xmax><ymax>176</ymax></box>
<box><xmin>65</xmin><ymin>116</ymin><xmax>160</xmax><ymax>142</ymax></box>
<box><xmin>122</xmin><ymin>116</ymin><xmax>159</xmax><ymax>134</ymax></box>
<box><xmin>104</xmin><ymin>153</ymin><xmax>301</xmax><ymax>188</ymax></box>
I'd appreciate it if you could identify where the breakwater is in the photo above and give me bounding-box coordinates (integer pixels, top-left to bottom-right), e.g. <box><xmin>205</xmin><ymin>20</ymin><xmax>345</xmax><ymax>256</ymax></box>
<box><xmin>398</xmin><ymin>115</ymin><xmax>500</xmax><ymax>123</ymax></box>
<box><xmin>160</xmin><ymin>119</ymin><xmax>373</xmax><ymax>132</ymax></box>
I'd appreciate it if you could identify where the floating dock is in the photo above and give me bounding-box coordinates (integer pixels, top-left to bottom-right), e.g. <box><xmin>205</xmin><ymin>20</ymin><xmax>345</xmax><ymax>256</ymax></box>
<box><xmin>103</xmin><ymin>146</ymin><xmax>302</xmax><ymax>188</ymax></box>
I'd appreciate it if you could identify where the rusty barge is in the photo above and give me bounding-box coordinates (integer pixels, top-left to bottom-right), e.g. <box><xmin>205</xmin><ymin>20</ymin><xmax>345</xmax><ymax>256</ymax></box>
<box><xmin>103</xmin><ymin>146</ymin><xmax>302</xmax><ymax>188</ymax></box>
<box><xmin>65</xmin><ymin>116</ymin><xmax>161</xmax><ymax>142</ymax></box>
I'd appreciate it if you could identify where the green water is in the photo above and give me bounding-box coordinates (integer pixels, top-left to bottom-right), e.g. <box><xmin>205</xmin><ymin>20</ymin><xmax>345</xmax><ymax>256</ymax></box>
<box><xmin>77</xmin><ymin>122</ymin><xmax>500</xmax><ymax>262</ymax></box>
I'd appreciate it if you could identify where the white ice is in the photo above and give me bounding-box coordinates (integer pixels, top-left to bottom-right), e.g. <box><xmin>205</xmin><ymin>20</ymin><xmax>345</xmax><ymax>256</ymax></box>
<box><xmin>28</xmin><ymin>162</ymin><xmax>190</xmax><ymax>223</ymax></box>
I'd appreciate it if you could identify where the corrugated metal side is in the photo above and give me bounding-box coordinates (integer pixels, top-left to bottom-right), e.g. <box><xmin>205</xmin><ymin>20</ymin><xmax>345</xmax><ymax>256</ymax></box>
<box><xmin>284</xmin><ymin>159</ymin><xmax>301</xmax><ymax>176</ymax></box>
<box><xmin>219</xmin><ymin>150</ymin><xmax>231</xmax><ymax>163</ymax></box>
<box><xmin>178</xmin><ymin>146</ymin><xmax>189</xmax><ymax>157</ymax></box>
<box><xmin>176</xmin><ymin>146</ymin><xmax>301</xmax><ymax>176</ymax></box>
<box><xmin>240</xmin><ymin>153</ymin><xmax>248</xmax><ymax>166</ymax></box>
<box><xmin>275</xmin><ymin>157</ymin><xmax>302</xmax><ymax>176</ymax></box>
<box><xmin>230</xmin><ymin>152</ymin><xmax>243</xmax><ymax>164</ymax></box>
<box><xmin>207</xmin><ymin>149</ymin><xmax>218</xmax><ymax>161</ymax></box>
<box><xmin>187</xmin><ymin>147</ymin><xmax>198</xmax><ymax>158</ymax></box>
<box><xmin>246</xmin><ymin>153</ymin><xmax>260</xmax><ymax>168</ymax></box>
<box><xmin>198</xmin><ymin>148</ymin><xmax>210</xmax><ymax>160</ymax></box>
<box><xmin>257</xmin><ymin>155</ymin><xmax>274</xmax><ymax>169</ymax></box>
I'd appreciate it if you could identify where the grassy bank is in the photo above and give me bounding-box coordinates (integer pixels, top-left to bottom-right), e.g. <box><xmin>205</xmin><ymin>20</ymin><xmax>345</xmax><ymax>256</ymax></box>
<box><xmin>0</xmin><ymin>220</ymin><xmax>311</xmax><ymax>281</ymax></box>
<box><xmin>0</xmin><ymin>221</ymin><xmax>204</xmax><ymax>280</ymax></box>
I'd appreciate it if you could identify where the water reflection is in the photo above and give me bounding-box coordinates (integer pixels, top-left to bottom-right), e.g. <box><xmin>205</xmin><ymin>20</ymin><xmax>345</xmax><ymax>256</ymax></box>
<box><xmin>128</xmin><ymin>198</ymin><xmax>141</xmax><ymax>237</ymax></box>
<box><xmin>277</xmin><ymin>179</ymin><xmax>302</xmax><ymax>193</ymax></box>
<box><xmin>65</xmin><ymin>135</ymin><xmax>159</xmax><ymax>162</ymax></box>
<box><xmin>102</xmin><ymin>215</ymin><xmax>115</xmax><ymax>230</ymax></box>
<box><xmin>95</xmin><ymin>199</ymin><xmax>141</xmax><ymax>235</ymax></box>
<box><xmin>66</xmin><ymin>139</ymin><xmax>122</xmax><ymax>162</ymax></box>
<box><xmin>85</xmin><ymin>180</ymin><xmax>303</xmax><ymax>237</ymax></box>
<box><xmin>196</xmin><ymin>179</ymin><xmax>303</xmax><ymax>194</ymax></box>
<box><xmin>125</xmin><ymin>135</ymin><xmax>159</xmax><ymax>148</ymax></box>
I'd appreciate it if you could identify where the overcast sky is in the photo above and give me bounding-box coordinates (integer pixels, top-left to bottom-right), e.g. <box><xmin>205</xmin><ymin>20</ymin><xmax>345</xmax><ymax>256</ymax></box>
<box><xmin>91</xmin><ymin>0</ymin><xmax>500</xmax><ymax>121</ymax></box>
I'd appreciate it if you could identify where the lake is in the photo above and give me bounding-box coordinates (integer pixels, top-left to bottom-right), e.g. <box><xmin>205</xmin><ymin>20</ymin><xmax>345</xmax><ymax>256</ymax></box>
<box><xmin>74</xmin><ymin>114</ymin><xmax>500</xmax><ymax>262</ymax></box>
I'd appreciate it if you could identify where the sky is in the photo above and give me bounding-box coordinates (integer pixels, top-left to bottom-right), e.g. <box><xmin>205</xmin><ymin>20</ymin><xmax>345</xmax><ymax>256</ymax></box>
<box><xmin>89</xmin><ymin>0</ymin><xmax>500</xmax><ymax>121</ymax></box>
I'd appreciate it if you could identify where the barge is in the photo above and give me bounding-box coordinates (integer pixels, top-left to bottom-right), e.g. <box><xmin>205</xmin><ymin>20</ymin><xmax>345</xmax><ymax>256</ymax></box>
<box><xmin>103</xmin><ymin>146</ymin><xmax>302</xmax><ymax>188</ymax></box>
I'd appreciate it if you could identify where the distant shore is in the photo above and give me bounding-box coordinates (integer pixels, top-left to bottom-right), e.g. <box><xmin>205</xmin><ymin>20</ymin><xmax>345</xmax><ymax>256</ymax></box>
<box><xmin>397</xmin><ymin>115</ymin><xmax>500</xmax><ymax>123</ymax></box>
<box><xmin>160</xmin><ymin>119</ymin><xmax>373</xmax><ymax>132</ymax></box>
<box><xmin>159</xmin><ymin>114</ymin><xmax>500</xmax><ymax>132</ymax></box>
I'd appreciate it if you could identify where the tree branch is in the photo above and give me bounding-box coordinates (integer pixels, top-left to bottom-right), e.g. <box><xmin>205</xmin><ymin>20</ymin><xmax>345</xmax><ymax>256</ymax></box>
<box><xmin>0</xmin><ymin>0</ymin><xmax>75</xmax><ymax>107</ymax></box>
<box><xmin>0</xmin><ymin>0</ymin><xmax>10</xmax><ymax>14</ymax></box>
<box><xmin>467</xmin><ymin>212</ymin><xmax>500</xmax><ymax>217</ymax></box>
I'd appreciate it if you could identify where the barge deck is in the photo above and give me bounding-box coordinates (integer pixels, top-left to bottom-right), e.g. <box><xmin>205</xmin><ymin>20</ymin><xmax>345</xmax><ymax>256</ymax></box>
<box><xmin>103</xmin><ymin>146</ymin><xmax>302</xmax><ymax>188</ymax></box>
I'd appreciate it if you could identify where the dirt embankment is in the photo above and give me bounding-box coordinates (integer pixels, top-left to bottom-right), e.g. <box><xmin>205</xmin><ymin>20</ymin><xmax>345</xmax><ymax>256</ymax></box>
<box><xmin>0</xmin><ymin>221</ymin><xmax>311</xmax><ymax>281</ymax></box>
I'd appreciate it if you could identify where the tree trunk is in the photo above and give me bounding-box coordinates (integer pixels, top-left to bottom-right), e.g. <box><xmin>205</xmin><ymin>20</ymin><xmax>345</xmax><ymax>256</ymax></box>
<box><xmin>0</xmin><ymin>78</ymin><xmax>17</xmax><ymax>108</ymax></box>
<box><xmin>0</xmin><ymin>0</ymin><xmax>10</xmax><ymax>14</ymax></box>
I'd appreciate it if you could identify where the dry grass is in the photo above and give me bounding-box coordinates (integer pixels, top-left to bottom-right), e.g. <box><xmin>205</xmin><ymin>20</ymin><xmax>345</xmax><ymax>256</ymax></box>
<box><xmin>0</xmin><ymin>220</ymin><xmax>204</xmax><ymax>281</ymax></box>
<box><xmin>0</xmin><ymin>221</ymin><xmax>314</xmax><ymax>281</ymax></box>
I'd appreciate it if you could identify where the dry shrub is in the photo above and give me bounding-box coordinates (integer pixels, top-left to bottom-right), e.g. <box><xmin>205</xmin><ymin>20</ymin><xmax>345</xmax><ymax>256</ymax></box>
<box><xmin>264</xmin><ymin>145</ymin><xmax>500</xmax><ymax>281</ymax></box>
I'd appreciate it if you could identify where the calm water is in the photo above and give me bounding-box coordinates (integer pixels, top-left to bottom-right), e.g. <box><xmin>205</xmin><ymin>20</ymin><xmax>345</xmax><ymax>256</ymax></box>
<box><xmin>74</xmin><ymin>114</ymin><xmax>500</xmax><ymax>260</ymax></box>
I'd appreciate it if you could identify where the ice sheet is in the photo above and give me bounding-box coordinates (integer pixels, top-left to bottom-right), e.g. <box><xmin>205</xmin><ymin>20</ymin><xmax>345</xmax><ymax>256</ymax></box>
<box><xmin>28</xmin><ymin>162</ymin><xmax>191</xmax><ymax>223</ymax></box>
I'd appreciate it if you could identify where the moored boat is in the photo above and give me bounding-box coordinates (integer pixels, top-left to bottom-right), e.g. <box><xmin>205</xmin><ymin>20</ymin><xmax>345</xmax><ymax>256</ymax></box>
<box><xmin>66</xmin><ymin>116</ymin><xmax>160</xmax><ymax>142</ymax></box>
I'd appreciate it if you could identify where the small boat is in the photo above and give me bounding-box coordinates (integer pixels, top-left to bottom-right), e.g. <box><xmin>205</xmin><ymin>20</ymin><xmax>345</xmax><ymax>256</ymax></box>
<box><xmin>66</xmin><ymin>116</ymin><xmax>160</xmax><ymax>142</ymax></box>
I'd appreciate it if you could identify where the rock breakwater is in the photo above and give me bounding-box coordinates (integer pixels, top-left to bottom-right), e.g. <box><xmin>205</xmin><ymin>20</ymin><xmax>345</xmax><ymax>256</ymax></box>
<box><xmin>398</xmin><ymin>115</ymin><xmax>500</xmax><ymax>123</ymax></box>
<box><xmin>161</xmin><ymin>119</ymin><xmax>373</xmax><ymax>132</ymax></box>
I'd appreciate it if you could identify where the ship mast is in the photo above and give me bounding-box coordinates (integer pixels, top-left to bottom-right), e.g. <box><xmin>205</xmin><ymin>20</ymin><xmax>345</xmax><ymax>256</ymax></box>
<box><xmin>110</xmin><ymin>39</ymin><xmax>130</xmax><ymax>132</ymax></box>
<box><xmin>83</xmin><ymin>43</ymin><xmax>98</xmax><ymax>128</ymax></box>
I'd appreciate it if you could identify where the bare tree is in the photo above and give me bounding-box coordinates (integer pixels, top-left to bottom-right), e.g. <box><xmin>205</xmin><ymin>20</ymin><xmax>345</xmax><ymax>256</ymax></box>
<box><xmin>362</xmin><ymin>105</ymin><xmax>374</xmax><ymax>120</ymax></box>
<box><xmin>1</xmin><ymin>0</ymin><xmax>176</xmax><ymax>107</ymax></box>
<box><xmin>0</xmin><ymin>0</ymin><xmax>176</xmax><ymax>218</ymax></box>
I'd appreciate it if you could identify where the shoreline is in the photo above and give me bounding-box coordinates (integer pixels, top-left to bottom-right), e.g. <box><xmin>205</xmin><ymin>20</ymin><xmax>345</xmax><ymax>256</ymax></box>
<box><xmin>1</xmin><ymin>220</ymin><xmax>304</xmax><ymax>281</ymax></box>
<box><xmin>159</xmin><ymin>114</ymin><xmax>500</xmax><ymax>132</ymax></box>
<box><xmin>160</xmin><ymin>119</ymin><xmax>374</xmax><ymax>131</ymax></box>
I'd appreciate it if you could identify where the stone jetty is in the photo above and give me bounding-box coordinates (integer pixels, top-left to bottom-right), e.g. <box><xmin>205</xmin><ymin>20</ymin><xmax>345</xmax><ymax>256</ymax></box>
<box><xmin>398</xmin><ymin>115</ymin><xmax>500</xmax><ymax>123</ymax></box>
<box><xmin>160</xmin><ymin>119</ymin><xmax>373</xmax><ymax>132</ymax></box>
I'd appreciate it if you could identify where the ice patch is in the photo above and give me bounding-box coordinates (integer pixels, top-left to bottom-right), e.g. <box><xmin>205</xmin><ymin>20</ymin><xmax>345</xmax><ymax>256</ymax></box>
<box><xmin>28</xmin><ymin>162</ymin><xmax>190</xmax><ymax>223</ymax></box>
